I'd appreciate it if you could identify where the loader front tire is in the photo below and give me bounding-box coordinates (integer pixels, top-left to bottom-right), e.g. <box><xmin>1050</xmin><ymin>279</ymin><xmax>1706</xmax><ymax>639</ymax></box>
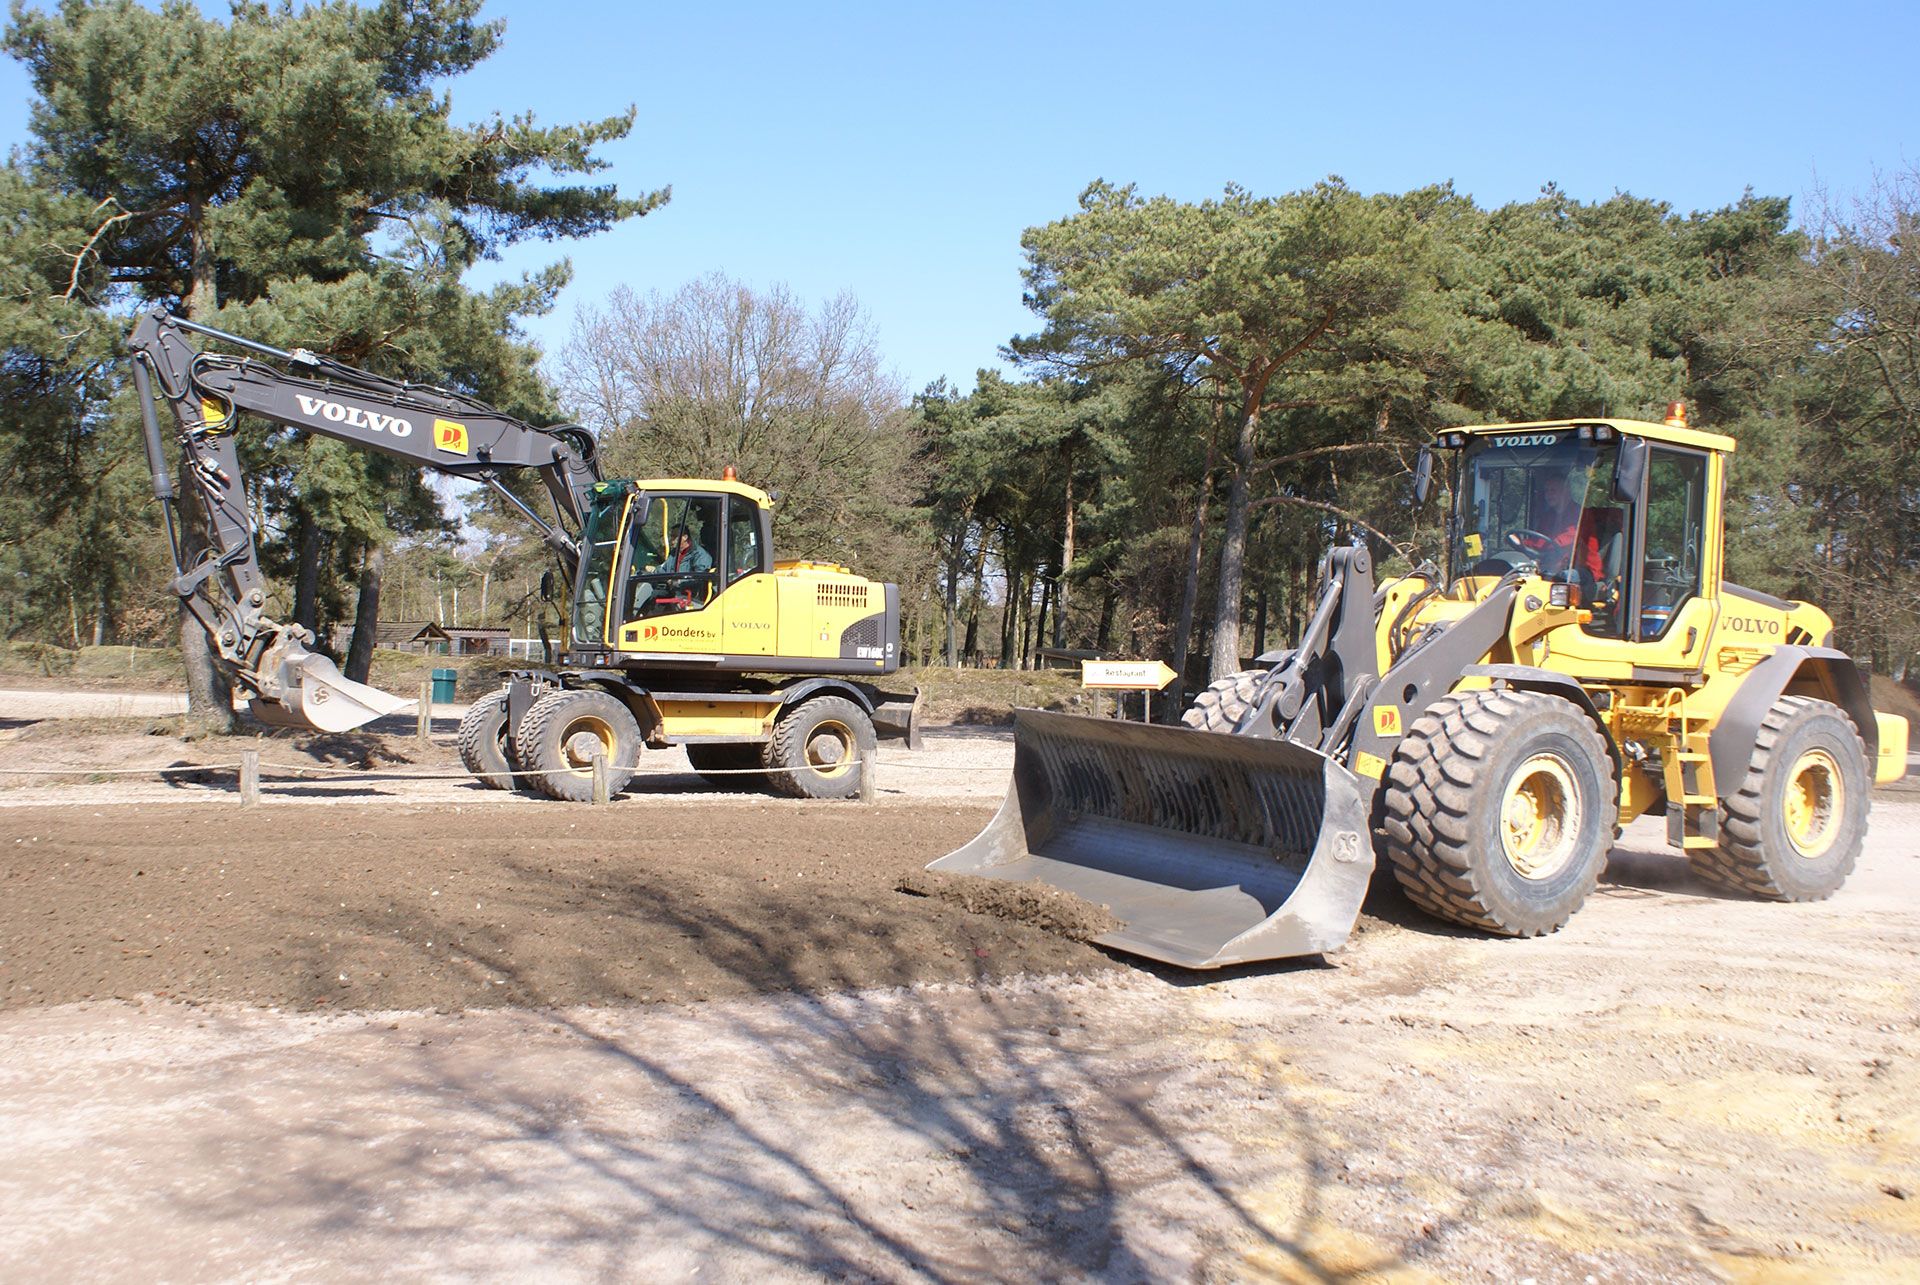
<box><xmin>518</xmin><ymin>689</ymin><xmax>641</xmax><ymax>803</ymax></box>
<box><xmin>456</xmin><ymin>691</ymin><xmax>516</xmax><ymax>790</ymax></box>
<box><xmin>766</xmin><ymin>696</ymin><xmax>873</xmax><ymax>799</ymax></box>
<box><xmin>1182</xmin><ymin>670</ymin><xmax>1266</xmax><ymax>733</ymax></box>
<box><xmin>1379</xmin><ymin>689</ymin><xmax>1617</xmax><ymax>937</ymax></box>
<box><xmin>1691</xmin><ymin>696</ymin><xmax>1867</xmax><ymax>901</ymax></box>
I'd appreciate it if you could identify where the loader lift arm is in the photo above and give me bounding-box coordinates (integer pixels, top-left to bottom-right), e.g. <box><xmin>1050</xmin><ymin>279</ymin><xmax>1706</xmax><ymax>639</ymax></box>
<box><xmin>128</xmin><ymin>306</ymin><xmax>602</xmax><ymax>732</ymax></box>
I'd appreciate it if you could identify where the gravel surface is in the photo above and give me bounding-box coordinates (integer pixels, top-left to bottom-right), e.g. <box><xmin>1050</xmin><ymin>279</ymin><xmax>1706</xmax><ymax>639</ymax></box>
<box><xmin>0</xmin><ymin>729</ymin><xmax>1916</xmax><ymax>1279</ymax></box>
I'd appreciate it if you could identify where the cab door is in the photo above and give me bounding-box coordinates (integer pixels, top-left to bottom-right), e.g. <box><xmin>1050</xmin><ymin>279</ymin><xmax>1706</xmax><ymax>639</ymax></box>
<box><xmin>1543</xmin><ymin>444</ymin><xmax>1720</xmax><ymax>677</ymax></box>
<box><xmin>718</xmin><ymin>494</ymin><xmax>778</xmax><ymax>657</ymax></box>
<box><xmin>614</xmin><ymin>493</ymin><xmax>727</xmax><ymax>655</ymax></box>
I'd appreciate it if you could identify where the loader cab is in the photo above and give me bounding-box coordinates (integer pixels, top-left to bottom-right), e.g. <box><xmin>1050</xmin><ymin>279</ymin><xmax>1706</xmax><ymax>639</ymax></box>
<box><xmin>1439</xmin><ymin>416</ymin><xmax>1729</xmax><ymax>647</ymax></box>
<box><xmin>569</xmin><ymin>479</ymin><xmax>775</xmax><ymax>648</ymax></box>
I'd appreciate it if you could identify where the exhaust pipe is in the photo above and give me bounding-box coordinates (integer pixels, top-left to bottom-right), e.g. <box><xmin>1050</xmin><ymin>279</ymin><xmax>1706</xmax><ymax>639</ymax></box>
<box><xmin>929</xmin><ymin>709</ymin><xmax>1375</xmax><ymax>968</ymax></box>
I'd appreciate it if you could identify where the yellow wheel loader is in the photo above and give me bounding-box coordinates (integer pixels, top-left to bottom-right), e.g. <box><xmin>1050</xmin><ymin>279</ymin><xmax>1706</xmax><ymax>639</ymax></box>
<box><xmin>130</xmin><ymin>308</ymin><xmax>917</xmax><ymax>801</ymax></box>
<box><xmin>932</xmin><ymin>407</ymin><xmax>1909</xmax><ymax>966</ymax></box>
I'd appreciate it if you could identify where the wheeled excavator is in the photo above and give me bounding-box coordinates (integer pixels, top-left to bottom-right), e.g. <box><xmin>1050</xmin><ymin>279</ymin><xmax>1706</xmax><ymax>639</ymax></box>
<box><xmin>932</xmin><ymin>408</ymin><xmax>1909</xmax><ymax>966</ymax></box>
<box><xmin>130</xmin><ymin>307</ymin><xmax>918</xmax><ymax>802</ymax></box>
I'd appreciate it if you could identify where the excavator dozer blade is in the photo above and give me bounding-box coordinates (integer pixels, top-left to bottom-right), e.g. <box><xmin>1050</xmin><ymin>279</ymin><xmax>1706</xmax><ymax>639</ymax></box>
<box><xmin>248</xmin><ymin>646</ymin><xmax>416</xmax><ymax>734</ymax></box>
<box><xmin>929</xmin><ymin>708</ymin><xmax>1375</xmax><ymax>969</ymax></box>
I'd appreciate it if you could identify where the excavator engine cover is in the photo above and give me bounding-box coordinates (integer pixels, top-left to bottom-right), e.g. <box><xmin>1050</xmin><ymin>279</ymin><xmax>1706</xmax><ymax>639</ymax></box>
<box><xmin>248</xmin><ymin>640</ymin><xmax>415</xmax><ymax>734</ymax></box>
<box><xmin>929</xmin><ymin>709</ymin><xmax>1374</xmax><ymax>968</ymax></box>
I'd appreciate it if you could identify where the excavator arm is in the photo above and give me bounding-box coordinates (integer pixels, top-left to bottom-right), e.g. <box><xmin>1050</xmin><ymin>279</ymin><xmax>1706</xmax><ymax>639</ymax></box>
<box><xmin>128</xmin><ymin>306</ymin><xmax>602</xmax><ymax>733</ymax></box>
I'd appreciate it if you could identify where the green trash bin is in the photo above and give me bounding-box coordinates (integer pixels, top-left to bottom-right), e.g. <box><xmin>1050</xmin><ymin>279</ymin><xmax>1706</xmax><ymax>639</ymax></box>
<box><xmin>431</xmin><ymin>667</ymin><xmax>458</xmax><ymax>704</ymax></box>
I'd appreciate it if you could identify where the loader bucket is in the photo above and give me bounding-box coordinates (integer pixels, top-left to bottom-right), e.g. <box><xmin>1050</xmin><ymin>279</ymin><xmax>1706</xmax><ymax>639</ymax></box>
<box><xmin>929</xmin><ymin>709</ymin><xmax>1375</xmax><ymax>968</ymax></box>
<box><xmin>248</xmin><ymin>644</ymin><xmax>415</xmax><ymax>734</ymax></box>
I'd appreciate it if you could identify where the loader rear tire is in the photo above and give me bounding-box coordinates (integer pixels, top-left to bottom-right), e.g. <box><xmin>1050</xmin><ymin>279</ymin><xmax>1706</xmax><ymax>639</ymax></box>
<box><xmin>1182</xmin><ymin>670</ymin><xmax>1266</xmax><ymax>733</ymax></box>
<box><xmin>518</xmin><ymin>689</ymin><xmax>641</xmax><ymax>803</ymax></box>
<box><xmin>1691</xmin><ymin>696</ymin><xmax>1867</xmax><ymax>901</ymax></box>
<box><xmin>456</xmin><ymin>691</ymin><xmax>516</xmax><ymax>790</ymax></box>
<box><xmin>1378</xmin><ymin>688</ymin><xmax>1617</xmax><ymax>936</ymax></box>
<box><xmin>766</xmin><ymin>696</ymin><xmax>873</xmax><ymax>800</ymax></box>
<box><xmin>685</xmin><ymin>742</ymin><xmax>768</xmax><ymax>791</ymax></box>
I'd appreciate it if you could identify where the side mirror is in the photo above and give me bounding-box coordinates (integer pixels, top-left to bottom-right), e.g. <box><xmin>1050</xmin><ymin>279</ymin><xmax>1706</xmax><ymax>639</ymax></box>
<box><xmin>1412</xmin><ymin>447</ymin><xmax>1434</xmax><ymax>505</ymax></box>
<box><xmin>1613</xmin><ymin>438</ymin><xmax>1648</xmax><ymax>503</ymax></box>
<box><xmin>539</xmin><ymin>570</ymin><xmax>557</xmax><ymax>601</ymax></box>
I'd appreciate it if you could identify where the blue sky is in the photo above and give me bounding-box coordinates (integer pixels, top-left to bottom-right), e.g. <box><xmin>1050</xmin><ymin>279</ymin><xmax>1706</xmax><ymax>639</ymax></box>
<box><xmin>4</xmin><ymin>1</ymin><xmax>1916</xmax><ymax>396</ymax></box>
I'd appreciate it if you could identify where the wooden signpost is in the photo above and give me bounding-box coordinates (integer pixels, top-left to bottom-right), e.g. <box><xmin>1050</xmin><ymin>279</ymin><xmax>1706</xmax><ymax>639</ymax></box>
<box><xmin>1081</xmin><ymin>659</ymin><xmax>1178</xmax><ymax>721</ymax></box>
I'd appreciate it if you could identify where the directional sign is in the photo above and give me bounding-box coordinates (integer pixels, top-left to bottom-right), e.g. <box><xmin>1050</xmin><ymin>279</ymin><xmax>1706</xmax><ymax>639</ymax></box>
<box><xmin>1081</xmin><ymin>660</ymin><xmax>1178</xmax><ymax>691</ymax></box>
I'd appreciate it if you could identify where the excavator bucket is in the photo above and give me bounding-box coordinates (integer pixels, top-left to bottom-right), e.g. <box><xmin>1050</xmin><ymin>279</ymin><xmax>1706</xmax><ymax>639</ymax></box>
<box><xmin>247</xmin><ymin>643</ymin><xmax>416</xmax><ymax>734</ymax></box>
<box><xmin>929</xmin><ymin>708</ymin><xmax>1375</xmax><ymax>968</ymax></box>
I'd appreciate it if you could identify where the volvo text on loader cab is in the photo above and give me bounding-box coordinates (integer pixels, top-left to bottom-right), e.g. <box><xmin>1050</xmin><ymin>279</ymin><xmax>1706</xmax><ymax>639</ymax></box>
<box><xmin>129</xmin><ymin>307</ymin><xmax>918</xmax><ymax>802</ymax></box>
<box><xmin>932</xmin><ymin>406</ymin><xmax>1909</xmax><ymax>967</ymax></box>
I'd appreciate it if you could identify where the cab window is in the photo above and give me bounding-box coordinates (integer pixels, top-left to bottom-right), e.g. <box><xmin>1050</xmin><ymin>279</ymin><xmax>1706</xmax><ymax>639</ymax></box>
<box><xmin>725</xmin><ymin>495</ymin><xmax>763</xmax><ymax>587</ymax></box>
<box><xmin>1638</xmin><ymin>448</ymin><xmax>1707</xmax><ymax>639</ymax></box>
<box><xmin>620</xmin><ymin>495</ymin><xmax>721</xmax><ymax>621</ymax></box>
<box><xmin>570</xmin><ymin>493</ymin><xmax>628</xmax><ymax>646</ymax></box>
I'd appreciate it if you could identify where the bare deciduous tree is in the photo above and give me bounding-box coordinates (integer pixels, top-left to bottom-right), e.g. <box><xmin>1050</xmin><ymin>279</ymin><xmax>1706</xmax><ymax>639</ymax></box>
<box><xmin>559</xmin><ymin>275</ymin><xmax>922</xmax><ymax>574</ymax></box>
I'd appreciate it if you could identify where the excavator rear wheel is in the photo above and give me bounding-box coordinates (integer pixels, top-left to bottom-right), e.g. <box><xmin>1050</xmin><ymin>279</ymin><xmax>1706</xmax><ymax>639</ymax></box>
<box><xmin>1691</xmin><ymin>696</ymin><xmax>1868</xmax><ymax>901</ymax></box>
<box><xmin>518</xmin><ymin>689</ymin><xmax>642</xmax><ymax>803</ymax></box>
<box><xmin>766</xmin><ymin>696</ymin><xmax>874</xmax><ymax>799</ymax></box>
<box><xmin>1378</xmin><ymin>688</ymin><xmax>1617</xmax><ymax>936</ymax></box>
<box><xmin>456</xmin><ymin>691</ymin><xmax>517</xmax><ymax>790</ymax></box>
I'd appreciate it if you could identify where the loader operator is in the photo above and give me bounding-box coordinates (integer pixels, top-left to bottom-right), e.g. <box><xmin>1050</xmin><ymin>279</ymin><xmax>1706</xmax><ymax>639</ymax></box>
<box><xmin>1516</xmin><ymin>470</ymin><xmax>1605</xmax><ymax>582</ymax></box>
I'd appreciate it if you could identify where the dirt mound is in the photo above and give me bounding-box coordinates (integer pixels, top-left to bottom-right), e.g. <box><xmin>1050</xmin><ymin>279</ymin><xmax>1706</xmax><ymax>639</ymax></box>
<box><xmin>0</xmin><ymin>802</ymin><xmax>1117</xmax><ymax>1012</ymax></box>
<box><xmin>897</xmin><ymin>868</ymin><xmax>1122</xmax><ymax>941</ymax></box>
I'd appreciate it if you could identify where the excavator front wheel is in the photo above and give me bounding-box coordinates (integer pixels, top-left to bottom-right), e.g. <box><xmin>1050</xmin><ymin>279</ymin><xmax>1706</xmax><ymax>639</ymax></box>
<box><xmin>518</xmin><ymin>689</ymin><xmax>642</xmax><ymax>803</ymax></box>
<box><xmin>456</xmin><ymin>691</ymin><xmax>517</xmax><ymax>790</ymax></box>
<box><xmin>1378</xmin><ymin>689</ymin><xmax>1617</xmax><ymax>936</ymax></box>
<box><xmin>1691</xmin><ymin>696</ymin><xmax>1868</xmax><ymax>901</ymax></box>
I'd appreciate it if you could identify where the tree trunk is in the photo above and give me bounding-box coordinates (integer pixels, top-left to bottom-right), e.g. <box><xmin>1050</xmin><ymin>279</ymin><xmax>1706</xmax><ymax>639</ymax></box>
<box><xmin>1055</xmin><ymin>453</ymin><xmax>1074</xmax><ymax>650</ymax></box>
<box><xmin>292</xmin><ymin>512</ymin><xmax>322</xmax><ymax>632</ymax></box>
<box><xmin>344</xmin><ymin>544</ymin><xmax>384</xmax><ymax>684</ymax></box>
<box><xmin>999</xmin><ymin>562</ymin><xmax>1020</xmax><ymax>669</ymax></box>
<box><xmin>1253</xmin><ymin>585</ymin><xmax>1268</xmax><ymax>659</ymax></box>
<box><xmin>961</xmin><ymin>533</ymin><xmax>988</xmax><ymax>665</ymax></box>
<box><xmin>1096</xmin><ymin>588</ymin><xmax>1116</xmax><ymax>655</ymax></box>
<box><xmin>1208</xmin><ymin>393</ymin><xmax>1263</xmax><ymax>680</ymax></box>
<box><xmin>179</xmin><ymin>606</ymin><xmax>235</xmax><ymax>734</ymax></box>
<box><xmin>1170</xmin><ymin>442</ymin><xmax>1216</xmax><ymax>706</ymax></box>
<box><xmin>942</xmin><ymin>529</ymin><xmax>963</xmax><ymax>668</ymax></box>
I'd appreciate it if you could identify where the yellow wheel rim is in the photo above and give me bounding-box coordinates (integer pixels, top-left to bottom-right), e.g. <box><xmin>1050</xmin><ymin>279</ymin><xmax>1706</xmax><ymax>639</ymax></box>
<box><xmin>1501</xmin><ymin>753</ymin><xmax>1581</xmax><ymax>880</ymax></box>
<box><xmin>806</xmin><ymin>719</ymin><xmax>856</xmax><ymax>779</ymax></box>
<box><xmin>559</xmin><ymin>715</ymin><xmax>617</xmax><ymax>778</ymax></box>
<box><xmin>1782</xmin><ymin>748</ymin><xmax>1843</xmax><ymax>858</ymax></box>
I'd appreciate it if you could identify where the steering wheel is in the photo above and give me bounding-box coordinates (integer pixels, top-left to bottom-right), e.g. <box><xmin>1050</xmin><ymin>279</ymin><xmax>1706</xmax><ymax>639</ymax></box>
<box><xmin>1505</xmin><ymin>529</ymin><xmax>1553</xmax><ymax>554</ymax></box>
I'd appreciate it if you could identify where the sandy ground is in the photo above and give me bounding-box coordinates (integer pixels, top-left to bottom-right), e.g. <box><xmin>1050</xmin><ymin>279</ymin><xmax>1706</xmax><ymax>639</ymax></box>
<box><xmin>1</xmin><ymin>766</ymin><xmax>1917</xmax><ymax>1281</ymax></box>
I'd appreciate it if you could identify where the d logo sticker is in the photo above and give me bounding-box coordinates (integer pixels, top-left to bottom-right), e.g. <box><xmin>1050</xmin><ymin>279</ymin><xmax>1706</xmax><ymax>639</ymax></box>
<box><xmin>433</xmin><ymin>419</ymin><xmax>470</xmax><ymax>454</ymax></box>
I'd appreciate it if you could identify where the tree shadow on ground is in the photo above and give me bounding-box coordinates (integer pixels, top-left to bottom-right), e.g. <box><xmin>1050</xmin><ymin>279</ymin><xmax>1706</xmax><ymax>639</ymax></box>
<box><xmin>174</xmin><ymin>857</ymin><xmax>1454</xmax><ymax>1281</ymax></box>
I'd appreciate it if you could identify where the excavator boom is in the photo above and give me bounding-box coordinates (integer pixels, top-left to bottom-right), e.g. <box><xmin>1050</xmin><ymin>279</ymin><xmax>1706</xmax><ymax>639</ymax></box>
<box><xmin>129</xmin><ymin>308</ymin><xmax>601</xmax><ymax>733</ymax></box>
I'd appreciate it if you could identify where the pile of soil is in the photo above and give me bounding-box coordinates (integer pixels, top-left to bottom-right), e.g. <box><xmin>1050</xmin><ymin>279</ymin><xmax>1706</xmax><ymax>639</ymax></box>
<box><xmin>897</xmin><ymin>868</ymin><xmax>1122</xmax><ymax>941</ymax></box>
<box><xmin>0</xmin><ymin>802</ymin><xmax>1118</xmax><ymax>1011</ymax></box>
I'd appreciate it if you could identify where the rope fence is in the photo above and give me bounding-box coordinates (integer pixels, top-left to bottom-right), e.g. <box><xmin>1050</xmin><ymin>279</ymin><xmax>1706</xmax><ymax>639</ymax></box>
<box><xmin>0</xmin><ymin>747</ymin><xmax>1010</xmax><ymax>807</ymax></box>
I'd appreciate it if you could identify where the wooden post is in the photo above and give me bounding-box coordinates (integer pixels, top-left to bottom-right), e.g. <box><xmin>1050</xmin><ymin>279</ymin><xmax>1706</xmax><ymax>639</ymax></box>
<box><xmin>859</xmin><ymin>751</ymin><xmax>876</xmax><ymax>804</ymax></box>
<box><xmin>417</xmin><ymin>678</ymin><xmax>432</xmax><ymax>743</ymax></box>
<box><xmin>239</xmin><ymin>749</ymin><xmax>260</xmax><ymax>807</ymax></box>
<box><xmin>591</xmin><ymin>752</ymin><xmax>610</xmax><ymax>805</ymax></box>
